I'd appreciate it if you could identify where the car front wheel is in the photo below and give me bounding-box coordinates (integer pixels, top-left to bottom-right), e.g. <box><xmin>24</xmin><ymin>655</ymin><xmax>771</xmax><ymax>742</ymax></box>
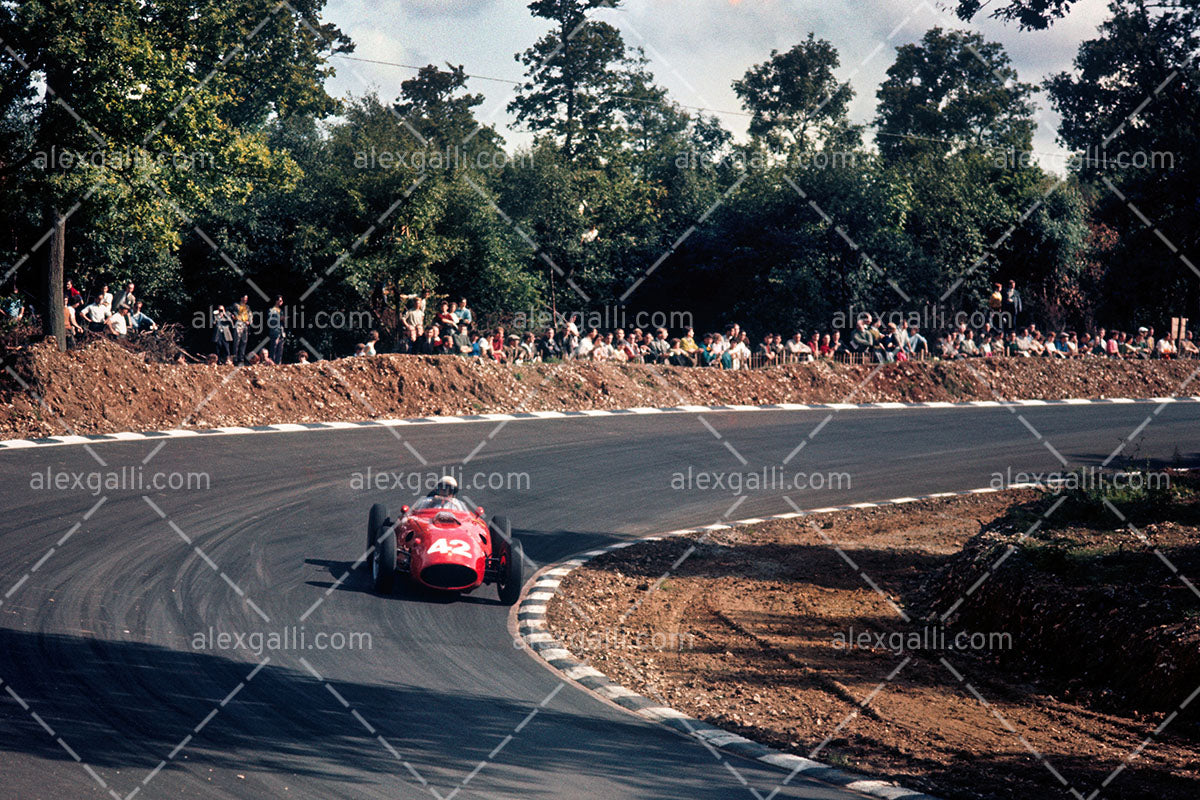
<box><xmin>373</xmin><ymin>527</ymin><xmax>397</xmax><ymax>594</ymax></box>
<box><xmin>368</xmin><ymin>502</ymin><xmax>389</xmax><ymax>555</ymax></box>
<box><xmin>497</xmin><ymin>537</ymin><xmax>523</xmax><ymax>606</ymax></box>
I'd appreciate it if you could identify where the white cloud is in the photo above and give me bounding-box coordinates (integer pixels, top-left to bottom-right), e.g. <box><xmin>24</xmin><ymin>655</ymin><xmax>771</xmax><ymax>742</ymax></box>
<box><xmin>322</xmin><ymin>0</ymin><xmax>1117</xmax><ymax>167</ymax></box>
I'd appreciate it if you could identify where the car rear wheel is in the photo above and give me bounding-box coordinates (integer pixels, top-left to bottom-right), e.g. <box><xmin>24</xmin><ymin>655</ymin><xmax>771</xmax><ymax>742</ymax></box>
<box><xmin>368</xmin><ymin>502</ymin><xmax>389</xmax><ymax>555</ymax></box>
<box><xmin>373</xmin><ymin>527</ymin><xmax>397</xmax><ymax>594</ymax></box>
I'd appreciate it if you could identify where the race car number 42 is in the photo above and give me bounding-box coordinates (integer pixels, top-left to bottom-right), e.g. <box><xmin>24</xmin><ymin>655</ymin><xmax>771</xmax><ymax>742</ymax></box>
<box><xmin>428</xmin><ymin>539</ymin><xmax>471</xmax><ymax>557</ymax></box>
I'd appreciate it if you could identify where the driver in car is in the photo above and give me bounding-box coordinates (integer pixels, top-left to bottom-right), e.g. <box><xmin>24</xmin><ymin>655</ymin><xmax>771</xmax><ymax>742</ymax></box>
<box><xmin>420</xmin><ymin>476</ymin><xmax>465</xmax><ymax>510</ymax></box>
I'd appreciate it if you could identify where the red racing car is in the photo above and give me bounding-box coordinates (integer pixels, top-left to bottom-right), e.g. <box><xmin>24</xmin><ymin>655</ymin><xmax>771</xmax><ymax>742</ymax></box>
<box><xmin>365</xmin><ymin>477</ymin><xmax>524</xmax><ymax>605</ymax></box>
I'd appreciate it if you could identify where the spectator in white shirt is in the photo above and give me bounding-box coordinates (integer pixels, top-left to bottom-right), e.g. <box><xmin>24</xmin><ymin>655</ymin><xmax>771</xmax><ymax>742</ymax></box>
<box><xmin>80</xmin><ymin>296</ymin><xmax>109</xmax><ymax>332</ymax></box>
<box><xmin>98</xmin><ymin>284</ymin><xmax>113</xmax><ymax>315</ymax></box>
<box><xmin>785</xmin><ymin>333</ymin><xmax>812</xmax><ymax>362</ymax></box>
<box><xmin>729</xmin><ymin>334</ymin><xmax>752</xmax><ymax>369</ymax></box>
<box><xmin>575</xmin><ymin>328</ymin><xmax>597</xmax><ymax>360</ymax></box>
<box><xmin>106</xmin><ymin>306</ymin><xmax>130</xmax><ymax>337</ymax></box>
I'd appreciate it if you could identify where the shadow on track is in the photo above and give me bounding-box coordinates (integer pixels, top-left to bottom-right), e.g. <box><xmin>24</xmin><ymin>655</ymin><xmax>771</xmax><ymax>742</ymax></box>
<box><xmin>0</xmin><ymin>627</ymin><xmax>724</xmax><ymax>799</ymax></box>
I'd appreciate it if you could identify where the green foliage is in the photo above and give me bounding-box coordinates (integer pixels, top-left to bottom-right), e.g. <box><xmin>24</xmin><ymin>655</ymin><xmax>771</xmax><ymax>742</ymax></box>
<box><xmin>0</xmin><ymin>1</ymin><xmax>1184</xmax><ymax>356</ymax></box>
<box><xmin>1046</xmin><ymin>0</ymin><xmax>1200</xmax><ymax>325</ymax></box>
<box><xmin>955</xmin><ymin>0</ymin><xmax>1079</xmax><ymax>30</ymax></box>
<box><xmin>733</xmin><ymin>34</ymin><xmax>854</xmax><ymax>154</ymax></box>
<box><xmin>509</xmin><ymin>0</ymin><xmax>630</xmax><ymax>163</ymax></box>
<box><xmin>876</xmin><ymin>28</ymin><xmax>1035</xmax><ymax>162</ymax></box>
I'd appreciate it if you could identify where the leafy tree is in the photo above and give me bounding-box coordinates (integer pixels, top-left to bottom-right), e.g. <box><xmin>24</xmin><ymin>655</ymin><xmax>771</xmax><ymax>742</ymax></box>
<box><xmin>1047</xmin><ymin>0</ymin><xmax>1200</xmax><ymax>324</ymax></box>
<box><xmin>398</xmin><ymin>64</ymin><xmax>500</xmax><ymax>153</ymax></box>
<box><xmin>509</xmin><ymin>0</ymin><xmax>630</xmax><ymax>163</ymax></box>
<box><xmin>733</xmin><ymin>34</ymin><xmax>854</xmax><ymax>155</ymax></box>
<box><xmin>872</xmin><ymin>28</ymin><xmax>1086</xmax><ymax>316</ymax></box>
<box><xmin>875</xmin><ymin>27</ymin><xmax>1035</xmax><ymax>162</ymax></box>
<box><xmin>955</xmin><ymin>0</ymin><xmax>1079</xmax><ymax>30</ymax></box>
<box><xmin>0</xmin><ymin>0</ymin><xmax>350</xmax><ymax>348</ymax></box>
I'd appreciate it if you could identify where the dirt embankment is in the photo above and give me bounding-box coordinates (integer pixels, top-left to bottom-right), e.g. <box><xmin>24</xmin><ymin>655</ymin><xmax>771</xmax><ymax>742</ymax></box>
<box><xmin>1</xmin><ymin>339</ymin><xmax>1198</xmax><ymax>438</ymax></box>
<box><xmin>546</xmin><ymin>484</ymin><xmax>1200</xmax><ymax>800</ymax></box>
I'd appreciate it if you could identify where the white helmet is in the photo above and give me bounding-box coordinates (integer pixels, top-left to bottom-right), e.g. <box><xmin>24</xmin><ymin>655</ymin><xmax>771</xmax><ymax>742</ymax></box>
<box><xmin>433</xmin><ymin>475</ymin><xmax>459</xmax><ymax>497</ymax></box>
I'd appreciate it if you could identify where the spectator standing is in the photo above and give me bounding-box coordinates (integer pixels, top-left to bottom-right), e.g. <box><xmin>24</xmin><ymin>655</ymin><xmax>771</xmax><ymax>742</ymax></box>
<box><xmin>232</xmin><ymin>294</ymin><xmax>251</xmax><ymax>364</ymax></box>
<box><xmin>212</xmin><ymin>305</ymin><xmax>234</xmax><ymax>362</ymax></box>
<box><xmin>98</xmin><ymin>284</ymin><xmax>114</xmax><ymax>316</ymax></box>
<box><xmin>987</xmin><ymin>283</ymin><xmax>1004</xmax><ymax>327</ymax></box>
<box><xmin>1002</xmin><ymin>280</ymin><xmax>1023</xmax><ymax>328</ymax></box>
<box><xmin>267</xmin><ymin>296</ymin><xmax>286</xmax><ymax>364</ymax></box>
<box><xmin>403</xmin><ymin>296</ymin><xmax>425</xmax><ymax>338</ymax></box>
<box><xmin>115</xmin><ymin>282</ymin><xmax>136</xmax><ymax>312</ymax></box>
<box><xmin>64</xmin><ymin>296</ymin><xmax>83</xmax><ymax>344</ymax></box>
<box><xmin>80</xmin><ymin>295</ymin><xmax>108</xmax><ymax>332</ymax></box>
<box><xmin>64</xmin><ymin>279</ymin><xmax>82</xmax><ymax>304</ymax></box>
<box><xmin>107</xmin><ymin>306</ymin><xmax>131</xmax><ymax>337</ymax></box>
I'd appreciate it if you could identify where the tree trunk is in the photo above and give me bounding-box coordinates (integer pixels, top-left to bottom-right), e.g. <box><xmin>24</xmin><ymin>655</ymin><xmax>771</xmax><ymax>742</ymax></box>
<box><xmin>45</xmin><ymin>207</ymin><xmax>66</xmax><ymax>351</ymax></box>
<box><xmin>562</xmin><ymin>17</ymin><xmax>575</xmax><ymax>160</ymax></box>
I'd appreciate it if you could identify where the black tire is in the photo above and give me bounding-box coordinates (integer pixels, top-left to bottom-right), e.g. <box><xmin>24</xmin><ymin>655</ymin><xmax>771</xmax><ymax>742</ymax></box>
<box><xmin>498</xmin><ymin>537</ymin><xmax>523</xmax><ymax>606</ymax></box>
<box><xmin>368</xmin><ymin>503</ymin><xmax>389</xmax><ymax>555</ymax></box>
<box><xmin>490</xmin><ymin>514</ymin><xmax>512</xmax><ymax>548</ymax></box>
<box><xmin>372</xmin><ymin>527</ymin><xmax>397</xmax><ymax>594</ymax></box>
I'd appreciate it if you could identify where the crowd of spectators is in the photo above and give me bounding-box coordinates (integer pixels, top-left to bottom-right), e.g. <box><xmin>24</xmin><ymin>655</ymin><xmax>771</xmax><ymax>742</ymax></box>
<box><xmin>42</xmin><ymin>279</ymin><xmax>159</xmax><ymax>345</ymax></box>
<box><xmin>839</xmin><ymin>316</ymin><xmax>1198</xmax><ymax>363</ymax></box>
<box><xmin>8</xmin><ymin>279</ymin><xmax>1196</xmax><ymax>368</ymax></box>
<box><xmin>209</xmin><ymin>294</ymin><xmax>287</xmax><ymax>365</ymax></box>
<box><xmin>360</xmin><ymin>293</ymin><xmax>1198</xmax><ymax>368</ymax></box>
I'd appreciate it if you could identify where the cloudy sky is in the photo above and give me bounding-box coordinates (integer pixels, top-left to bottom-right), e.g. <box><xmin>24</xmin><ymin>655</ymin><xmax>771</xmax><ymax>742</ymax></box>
<box><xmin>321</xmin><ymin>0</ymin><xmax>1114</xmax><ymax>170</ymax></box>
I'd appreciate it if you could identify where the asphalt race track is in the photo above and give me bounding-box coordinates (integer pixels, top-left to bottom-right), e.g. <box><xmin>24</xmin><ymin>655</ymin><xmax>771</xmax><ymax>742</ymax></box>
<box><xmin>1</xmin><ymin>404</ymin><xmax>1198</xmax><ymax>800</ymax></box>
